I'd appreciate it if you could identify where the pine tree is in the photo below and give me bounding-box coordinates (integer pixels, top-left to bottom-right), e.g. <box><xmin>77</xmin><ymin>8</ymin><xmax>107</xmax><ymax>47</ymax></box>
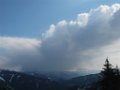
<box><xmin>100</xmin><ymin>58</ymin><xmax>120</xmax><ymax>90</ymax></box>
<box><xmin>113</xmin><ymin>65</ymin><xmax>120</xmax><ymax>90</ymax></box>
<box><xmin>101</xmin><ymin>58</ymin><xmax>115</xmax><ymax>90</ymax></box>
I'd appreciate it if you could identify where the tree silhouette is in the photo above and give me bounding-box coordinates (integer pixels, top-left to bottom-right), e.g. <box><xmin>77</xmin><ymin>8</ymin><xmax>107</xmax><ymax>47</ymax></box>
<box><xmin>100</xmin><ymin>58</ymin><xmax>120</xmax><ymax>90</ymax></box>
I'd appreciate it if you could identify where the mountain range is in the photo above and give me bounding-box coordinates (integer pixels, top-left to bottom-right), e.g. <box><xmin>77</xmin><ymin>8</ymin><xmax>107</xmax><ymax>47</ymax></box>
<box><xmin>0</xmin><ymin>70</ymin><xmax>100</xmax><ymax>90</ymax></box>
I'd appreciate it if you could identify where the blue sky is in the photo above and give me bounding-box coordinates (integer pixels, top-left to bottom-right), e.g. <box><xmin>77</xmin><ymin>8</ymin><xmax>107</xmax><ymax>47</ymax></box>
<box><xmin>0</xmin><ymin>0</ymin><xmax>119</xmax><ymax>38</ymax></box>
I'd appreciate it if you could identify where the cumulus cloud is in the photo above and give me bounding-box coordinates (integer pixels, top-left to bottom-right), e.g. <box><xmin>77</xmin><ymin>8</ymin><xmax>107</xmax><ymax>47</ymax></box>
<box><xmin>0</xmin><ymin>3</ymin><xmax>120</xmax><ymax>72</ymax></box>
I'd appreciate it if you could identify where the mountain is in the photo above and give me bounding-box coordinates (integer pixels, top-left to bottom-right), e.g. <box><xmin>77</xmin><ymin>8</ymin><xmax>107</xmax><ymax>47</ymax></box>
<box><xmin>27</xmin><ymin>71</ymin><xmax>81</xmax><ymax>81</ymax></box>
<box><xmin>64</xmin><ymin>74</ymin><xmax>100</xmax><ymax>90</ymax></box>
<box><xmin>0</xmin><ymin>70</ymin><xmax>100</xmax><ymax>90</ymax></box>
<box><xmin>0</xmin><ymin>74</ymin><xmax>13</xmax><ymax>90</ymax></box>
<box><xmin>0</xmin><ymin>70</ymin><xmax>65</xmax><ymax>90</ymax></box>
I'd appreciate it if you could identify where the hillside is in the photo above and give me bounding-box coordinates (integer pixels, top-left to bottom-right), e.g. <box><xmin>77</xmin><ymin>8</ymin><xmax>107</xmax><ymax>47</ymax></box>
<box><xmin>0</xmin><ymin>70</ymin><xmax>100</xmax><ymax>90</ymax></box>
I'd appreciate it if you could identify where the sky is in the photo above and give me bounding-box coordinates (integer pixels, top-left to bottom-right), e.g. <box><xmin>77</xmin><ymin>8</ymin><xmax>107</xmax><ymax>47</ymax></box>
<box><xmin>0</xmin><ymin>0</ymin><xmax>119</xmax><ymax>37</ymax></box>
<box><xmin>0</xmin><ymin>0</ymin><xmax>120</xmax><ymax>73</ymax></box>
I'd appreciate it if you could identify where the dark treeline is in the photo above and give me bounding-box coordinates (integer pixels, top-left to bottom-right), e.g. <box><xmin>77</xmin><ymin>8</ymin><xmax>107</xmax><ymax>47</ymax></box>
<box><xmin>100</xmin><ymin>58</ymin><xmax>120</xmax><ymax>90</ymax></box>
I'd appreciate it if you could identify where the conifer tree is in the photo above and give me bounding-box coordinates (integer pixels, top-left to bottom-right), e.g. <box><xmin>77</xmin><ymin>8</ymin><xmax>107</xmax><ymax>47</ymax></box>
<box><xmin>100</xmin><ymin>58</ymin><xmax>120</xmax><ymax>90</ymax></box>
<box><xmin>101</xmin><ymin>58</ymin><xmax>115</xmax><ymax>90</ymax></box>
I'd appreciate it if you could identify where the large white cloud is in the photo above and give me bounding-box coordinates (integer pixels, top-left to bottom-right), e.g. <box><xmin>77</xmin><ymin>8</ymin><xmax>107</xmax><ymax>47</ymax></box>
<box><xmin>0</xmin><ymin>3</ymin><xmax>120</xmax><ymax>72</ymax></box>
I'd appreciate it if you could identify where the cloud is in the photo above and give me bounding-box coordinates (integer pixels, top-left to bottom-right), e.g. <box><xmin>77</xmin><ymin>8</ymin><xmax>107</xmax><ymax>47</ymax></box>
<box><xmin>0</xmin><ymin>37</ymin><xmax>41</xmax><ymax>71</ymax></box>
<box><xmin>0</xmin><ymin>3</ymin><xmax>120</xmax><ymax>72</ymax></box>
<box><xmin>0</xmin><ymin>37</ymin><xmax>41</xmax><ymax>49</ymax></box>
<box><xmin>40</xmin><ymin>3</ymin><xmax>120</xmax><ymax>71</ymax></box>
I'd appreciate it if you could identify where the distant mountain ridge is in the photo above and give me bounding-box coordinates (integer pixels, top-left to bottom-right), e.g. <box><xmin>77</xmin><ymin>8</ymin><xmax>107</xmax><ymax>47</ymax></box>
<box><xmin>65</xmin><ymin>74</ymin><xmax>100</xmax><ymax>90</ymax></box>
<box><xmin>0</xmin><ymin>70</ymin><xmax>100</xmax><ymax>90</ymax></box>
<box><xmin>27</xmin><ymin>71</ymin><xmax>81</xmax><ymax>81</ymax></box>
